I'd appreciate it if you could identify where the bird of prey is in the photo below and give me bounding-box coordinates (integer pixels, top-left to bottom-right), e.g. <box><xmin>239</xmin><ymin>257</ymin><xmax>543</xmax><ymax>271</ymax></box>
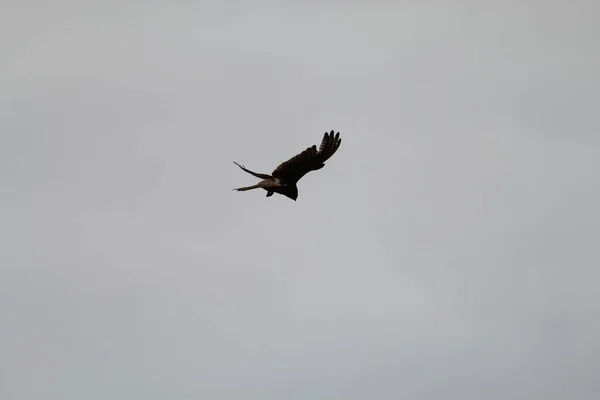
<box><xmin>233</xmin><ymin>130</ymin><xmax>342</xmax><ymax>201</ymax></box>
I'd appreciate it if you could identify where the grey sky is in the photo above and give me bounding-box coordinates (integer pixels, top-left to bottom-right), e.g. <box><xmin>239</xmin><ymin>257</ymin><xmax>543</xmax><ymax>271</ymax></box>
<box><xmin>1</xmin><ymin>1</ymin><xmax>599</xmax><ymax>399</ymax></box>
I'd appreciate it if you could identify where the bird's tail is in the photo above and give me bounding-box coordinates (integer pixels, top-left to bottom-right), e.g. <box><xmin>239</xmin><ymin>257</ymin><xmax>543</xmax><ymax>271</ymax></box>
<box><xmin>233</xmin><ymin>184</ymin><xmax>261</xmax><ymax>192</ymax></box>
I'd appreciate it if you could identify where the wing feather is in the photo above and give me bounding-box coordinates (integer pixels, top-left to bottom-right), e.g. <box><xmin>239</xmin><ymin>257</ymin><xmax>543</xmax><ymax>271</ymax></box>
<box><xmin>271</xmin><ymin>130</ymin><xmax>342</xmax><ymax>183</ymax></box>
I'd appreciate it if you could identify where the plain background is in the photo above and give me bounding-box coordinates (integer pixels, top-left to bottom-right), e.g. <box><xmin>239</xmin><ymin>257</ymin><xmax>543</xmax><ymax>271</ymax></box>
<box><xmin>2</xmin><ymin>1</ymin><xmax>599</xmax><ymax>399</ymax></box>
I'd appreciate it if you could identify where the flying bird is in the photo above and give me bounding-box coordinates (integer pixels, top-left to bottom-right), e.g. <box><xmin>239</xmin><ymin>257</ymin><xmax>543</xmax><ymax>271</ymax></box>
<box><xmin>233</xmin><ymin>130</ymin><xmax>342</xmax><ymax>201</ymax></box>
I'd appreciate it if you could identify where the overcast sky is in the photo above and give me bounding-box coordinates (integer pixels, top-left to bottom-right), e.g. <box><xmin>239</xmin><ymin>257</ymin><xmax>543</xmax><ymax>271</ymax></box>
<box><xmin>2</xmin><ymin>1</ymin><xmax>599</xmax><ymax>399</ymax></box>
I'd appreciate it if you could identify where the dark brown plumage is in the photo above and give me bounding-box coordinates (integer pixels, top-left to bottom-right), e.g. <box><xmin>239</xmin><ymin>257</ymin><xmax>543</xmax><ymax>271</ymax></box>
<box><xmin>233</xmin><ymin>130</ymin><xmax>342</xmax><ymax>201</ymax></box>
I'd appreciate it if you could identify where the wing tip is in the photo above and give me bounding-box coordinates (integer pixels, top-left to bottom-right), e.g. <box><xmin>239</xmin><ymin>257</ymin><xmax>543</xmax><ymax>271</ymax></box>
<box><xmin>325</xmin><ymin>130</ymin><xmax>341</xmax><ymax>141</ymax></box>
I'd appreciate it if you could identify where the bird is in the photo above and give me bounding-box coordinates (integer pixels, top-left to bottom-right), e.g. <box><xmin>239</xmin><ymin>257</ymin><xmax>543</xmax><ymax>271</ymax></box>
<box><xmin>233</xmin><ymin>130</ymin><xmax>342</xmax><ymax>201</ymax></box>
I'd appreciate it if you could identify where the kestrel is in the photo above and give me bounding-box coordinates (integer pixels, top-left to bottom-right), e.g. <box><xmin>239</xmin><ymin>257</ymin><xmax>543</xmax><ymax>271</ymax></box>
<box><xmin>233</xmin><ymin>130</ymin><xmax>342</xmax><ymax>201</ymax></box>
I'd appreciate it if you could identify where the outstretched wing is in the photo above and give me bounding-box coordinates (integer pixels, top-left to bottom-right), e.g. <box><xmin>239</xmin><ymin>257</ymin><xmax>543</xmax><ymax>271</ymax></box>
<box><xmin>233</xmin><ymin>161</ymin><xmax>273</xmax><ymax>180</ymax></box>
<box><xmin>271</xmin><ymin>130</ymin><xmax>341</xmax><ymax>183</ymax></box>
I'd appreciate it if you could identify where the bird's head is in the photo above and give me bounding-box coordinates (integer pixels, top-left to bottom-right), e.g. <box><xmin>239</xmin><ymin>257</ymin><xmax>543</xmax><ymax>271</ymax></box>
<box><xmin>282</xmin><ymin>184</ymin><xmax>298</xmax><ymax>201</ymax></box>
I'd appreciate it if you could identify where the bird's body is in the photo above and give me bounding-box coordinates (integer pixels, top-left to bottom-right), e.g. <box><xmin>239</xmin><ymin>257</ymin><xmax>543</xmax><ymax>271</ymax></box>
<box><xmin>233</xmin><ymin>130</ymin><xmax>342</xmax><ymax>201</ymax></box>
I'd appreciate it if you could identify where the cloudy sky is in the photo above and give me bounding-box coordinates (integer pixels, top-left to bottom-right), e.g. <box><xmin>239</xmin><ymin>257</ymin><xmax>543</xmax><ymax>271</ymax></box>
<box><xmin>2</xmin><ymin>1</ymin><xmax>599</xmax><ymax>399</ymax></box>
